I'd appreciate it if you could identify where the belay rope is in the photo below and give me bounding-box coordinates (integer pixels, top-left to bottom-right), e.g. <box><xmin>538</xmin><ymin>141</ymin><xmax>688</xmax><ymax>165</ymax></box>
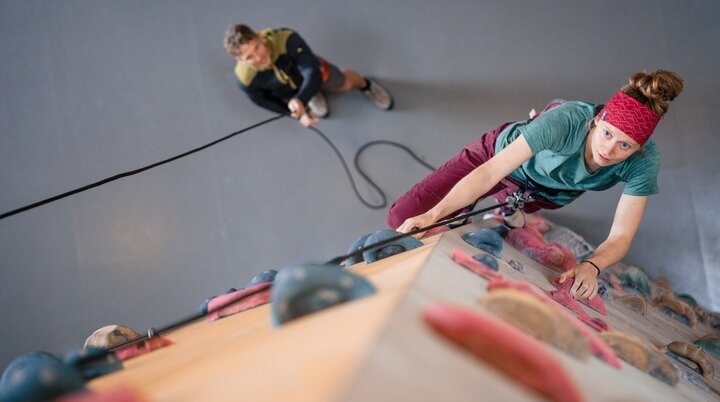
<box><xmin>1</xmin><ymin>113</ymin><xmax>431</xmax><ymax>220</ymax></box>
<box><xmin>0</xmin><ymin>112</ymin><xmax>534</xmax><ymax>354</ymax></box>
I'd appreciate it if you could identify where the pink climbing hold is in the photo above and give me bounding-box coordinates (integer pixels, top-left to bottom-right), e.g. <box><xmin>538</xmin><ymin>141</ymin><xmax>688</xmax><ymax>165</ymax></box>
<box><xmin>452</xmin><ymin>248</ymin><xmax>503</xmax><ymax>280</ymax></box>
<box><xmin>114</xmin><ymin>336</ymin><xmax>173</xmax><ymax>361</ymax></box>
<box><xmin>578</xmin><ymin>316</ymin><xmax>610</xmax><ymax>332</ymax></box>
<box><xmin>206</xmin><ymin>282</ymin><xmax>273</xmax><ymax>322</ymax></box>
<box><xmin>506</xmin><ymin>228</ymin><xmax>576</xmax><ymax>272</ymax></box>
<box><xmin>551</xmin><ymin>277</ymin><xmax>608</xmax><ymax>316</ymax></box>
<box><xmin>423</xmin><ymin>303</ymin><xmax>585</xmax><ymax>402</ymax></box>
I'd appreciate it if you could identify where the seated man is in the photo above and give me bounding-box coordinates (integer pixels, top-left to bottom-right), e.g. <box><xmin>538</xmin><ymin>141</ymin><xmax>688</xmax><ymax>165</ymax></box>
<box><xmin>223</xmin><ymin>24</ymin><xmax>393</xmax><ymax>127</ymax></box>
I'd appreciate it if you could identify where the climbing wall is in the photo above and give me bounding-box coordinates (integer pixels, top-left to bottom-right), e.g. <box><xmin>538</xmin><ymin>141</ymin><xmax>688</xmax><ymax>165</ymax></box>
<box><xmin>78</xmin><ymin>216</ymin><xmax>720</xmax><ymax>401</ymax></box>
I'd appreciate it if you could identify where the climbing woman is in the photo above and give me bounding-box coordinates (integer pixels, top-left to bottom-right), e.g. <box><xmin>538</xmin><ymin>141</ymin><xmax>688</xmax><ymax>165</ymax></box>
<box><xmin>390</xmin><ymin>70</ymin><xmax>683</xmax><ymax>300</ymax></box>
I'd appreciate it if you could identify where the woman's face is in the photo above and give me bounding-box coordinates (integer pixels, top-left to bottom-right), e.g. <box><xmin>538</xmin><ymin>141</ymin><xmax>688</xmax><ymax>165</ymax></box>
<box><xmin>587</xmin><ymin>118</ymin><xmax>641</xmax><ymax>169</ymax></box>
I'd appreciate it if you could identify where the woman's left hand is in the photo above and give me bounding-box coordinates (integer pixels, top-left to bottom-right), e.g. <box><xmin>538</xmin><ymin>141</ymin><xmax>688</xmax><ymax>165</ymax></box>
<box><xmin>558</xmin><ymin>263</ymin><xmax>599</xmax><ymax>300</ymax></box>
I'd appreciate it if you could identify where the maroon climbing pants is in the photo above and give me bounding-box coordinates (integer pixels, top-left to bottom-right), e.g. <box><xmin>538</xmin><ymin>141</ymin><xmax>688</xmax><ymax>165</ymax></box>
<box><xmin>387</xmin><ymin>122</ymin><xmax>561</xmax><ymax>229</ymax></box>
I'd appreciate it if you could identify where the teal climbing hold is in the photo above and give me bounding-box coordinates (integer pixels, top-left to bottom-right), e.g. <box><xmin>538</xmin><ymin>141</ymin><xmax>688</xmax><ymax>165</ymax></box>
<box><xmin>619</xmin><ymin>266</ymin><xmax>651</xmax><ymax>298</ymax></box>
<box><xmin>0</xmin><ymin>351</ymin><xmax>84</xmax><ymax>402</ymax></box>
<box><xmin>271</xmin><ymin>264</ymin><xmax>376</xmax><ymax>327</ymax></box>
<box><xmin>462</xmin><ymin>228</ymin><xmax>503</xmax><ymax>257</ymax></box>
<box><xmin>362</xmin><ymin>229</ymin><xmax>422</xmax><ymax>264</ymax></box>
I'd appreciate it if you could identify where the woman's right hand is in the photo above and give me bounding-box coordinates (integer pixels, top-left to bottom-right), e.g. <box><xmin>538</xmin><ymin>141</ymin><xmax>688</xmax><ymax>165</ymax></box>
<box><xmin>396</xmin><ymin>213</ymin><xmax>437</xmax><ymax>237</ymax></box>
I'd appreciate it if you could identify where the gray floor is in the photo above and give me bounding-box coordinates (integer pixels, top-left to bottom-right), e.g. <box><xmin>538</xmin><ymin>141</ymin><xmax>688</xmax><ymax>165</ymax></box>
<box><xmin>1</xmin><ymin>0</ymin><xmax>718</xmax><ymax>370</ymax></box>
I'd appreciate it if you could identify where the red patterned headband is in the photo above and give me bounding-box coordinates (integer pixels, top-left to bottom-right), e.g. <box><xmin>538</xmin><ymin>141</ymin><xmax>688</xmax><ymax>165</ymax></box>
<box><xmin>598</xmin><ymin>91</ymin><xmax>660</xmax><ymax>145</ymax></box>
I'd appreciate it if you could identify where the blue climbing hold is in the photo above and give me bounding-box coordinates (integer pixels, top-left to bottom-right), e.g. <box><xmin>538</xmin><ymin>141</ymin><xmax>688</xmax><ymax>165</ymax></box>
<box><xmin>344</xmin><ymin>233</ymin><xmax>371</xmax><ymax>266</ymax></box>
<box><xmin>472</xmin><ymin>253</ymin><xmax>499</xmax><ymax>271</ymax></box>
<box><xmin>199</xmin><ymin>287</ymin><xmax>239</xmax><ymax>314</ymax></box>
<box><xmin>0</xmin><ymin>351</ymin><xmax>84</xmax><ymax>402</ymax></box>
<box><xmin>63</xmin><ymin>347</ymin><xmax>122</xmax><ymax>381</ymax></box>
<box><xmin>362</xmin><ymin>229</ymin><xmax>422</xmax><ymax>264</ymax></box>
<box><xmin>462</xmin><ymin>228</ymin><xmax>503</xmax><ymax>257</ymax></box>
<box><xmin>245</xmin><ymin>269</ymin><xmax>278</xmax><ymax>288</ymax></box>
<box><xmin>271</xmin><ymin>264</ymin><xmax>376</xmax><ymax>327</ymax></box>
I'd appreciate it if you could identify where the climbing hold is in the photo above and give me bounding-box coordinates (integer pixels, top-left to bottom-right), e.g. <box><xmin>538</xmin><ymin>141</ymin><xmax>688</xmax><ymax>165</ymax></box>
<box><xmin>615</xmin><ymin>295</ymin><xmax>647</xmax><ymax>315</ymax></box>
<box><xmin>472</xmin><ymin>253</ymin><xmax>499</xmax><ymax>271</ymax></box>
<box><xmin>487</xmin><ymin>277</ymin><xmax>621</xmax><ymax>369</ymax></box>
<box><xmin>63</xmin><ymin>348</ymin><xmax>122</xmax><ymax>381</ymax></box>
<box><xmin>461</xmin><ymin>228</ymin><xmax>503</xmax><ymax>257</ymax></box>
<box><xmin>651</xmin><ymin>276</ymin><xmax>673</xmax><ymax>292</ymax></box>
<box><xmin>114</xmin><ymin>336</ymin><xmax>172</xmax><ymax>361</ymax></box>
<box><xmin>619</xmin><ymin>265</ymin><xmax>651</xmax><ymax>298</ymax></box>
<box><xmin>199</xmin><ymin>288</ymin><xmax>239</xmax><ymax>315</ymax></box>
<box><xmin>0</xmin><ymin>352</ymin><xmax>84</xmax><ymax>402</ymax></box>
<box><xmin>666</xmin><ymin>341</ymin><xmax>714</xmax><ymax>379</ymax></box>
<box><xmin>83</xmin><ymin>325</ymin><xmax>141</xmax><ymax>350</ymax></box>
<box><xmin>206</xmin><ymin>282</ymin><xmax>273</xmax><ymax>322</ymax></box>
<box><xmin>483</xmin><ymin>288</ymin><xmax>589</xmax><ymax>359</ymax></box>
<box><xmin>506</xmin><ymin>228</ymin><xmax>576</xmax><ymax>272</ymax></box>
<box><xmin>543</xmin><ymin>225</ymin><xmax>595</xmax><ymax>262</ymax></box>
<box><xmin>422</xmin><ymin>303</ymin><xmax>585</xmax><ymax>402</ymax></box>
<box><xmin>551</xmin><ymin>277</ymin><xmax>607</xmax><ymax>316</ymax></box>
<box><xmin>452</xmin><ymin>248</ymin><xmax>503</xmax><ymax>280</ymax></box>
<box><xmin>362</xmin><ymin>229</ymin><xmax>423</xmax><ymax>264</ymax></box>
<box><xmin>694</xmin><ymin>334</ymin><xmax>720</xmax><ymax>360</ymax></box>
<box><xmin>577</xmin><ymin>316</ymin><xmax>610</xmax><ymax>333</ymax></box>
<box><xmin>676</xmin><ymin>293</ymin><xmax>697</xmax><ymax>307</ymax></box>
<box><xmin>245</xmin><ymin>269</ymin><xmax>278</xmax><ymax>288</ymax></box>
<box><xmin>599</xmin><ymin>331</ymin><xmax>678</xmax><ymax>386</ymax></box>
<box><xmin>508</xmin><ymin>259</ymin><xmax>525</xmax><ymax>273</ymax></box>
<box><xmin>694</xmin><ymin>305</ymin><xmax>711</xmax><ymax>326</ymax></box>
<box><xmin>343</xmin><ymin>233</ymin><xmax>371</xmax><ymax>266</ymax></box>
<box><xmin>652</xmin><ymin>294</ymin><xmax>697</xmax><ymax>327</ymax></box>
<box><xmin>271</xmin><ymin>264</ymin><xmax>376</xmax><ymax>326</ymax></box>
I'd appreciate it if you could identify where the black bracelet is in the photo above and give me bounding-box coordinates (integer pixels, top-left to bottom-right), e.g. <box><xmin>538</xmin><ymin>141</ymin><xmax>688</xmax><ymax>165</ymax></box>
<box><xmin>581</xmin><ymin>260</ymin><xmax>601</xmax><ymax>276</ymax></box>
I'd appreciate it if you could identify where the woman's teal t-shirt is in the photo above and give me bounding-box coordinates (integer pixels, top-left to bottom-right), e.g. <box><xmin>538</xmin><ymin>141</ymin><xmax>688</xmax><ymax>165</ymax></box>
<box><xmin>494</xmin><ymin>101</ymin><xmax>660</xmax><ymax>206</ymax></box>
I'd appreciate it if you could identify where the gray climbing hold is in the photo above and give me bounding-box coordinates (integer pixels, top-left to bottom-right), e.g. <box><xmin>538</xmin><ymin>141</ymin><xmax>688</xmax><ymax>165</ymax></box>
<box><xmin>271</xmin><ymin>264</ymin><xmax>376</xmax><ymax>327</ymax></box>
<box><xmin>472</xmin><ymin>253</ymin><xmax>499</xmax><ymax>271</ymax></box>
<box><xmin>362</xmin><ymin>229</ymin><xmax>422</xmax><ymax>264</ymax></box>
<box><xmin>508</xmin><ymin>259</ymin><xmax>525</xmax><ymax>273</ymax></box>
<box><xmin>344</xmin><ymin>233</ymin><xmax>371</xmax><ymax>266</ymax></box>
<box><xmin>0</xmin><ymin>351</ymin><xmax>84</xmax><ymax>402</ymax></box>
<box><xmin>245</xmin><ymin>269</ymin><xmax>278</xmax><ymax>288</ymax></box>
<box><xmin>63</xmin><ymin>347</ymin><xmax>122</xmax><ymax>381</ymax></box>
<box><xmin>462</xmin><ymin>228</ymin><xmax>503</xmax><ymax>257</ymax></box>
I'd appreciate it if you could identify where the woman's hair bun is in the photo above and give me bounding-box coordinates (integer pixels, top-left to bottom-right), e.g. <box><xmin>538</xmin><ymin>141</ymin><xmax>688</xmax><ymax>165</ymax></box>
<box><xmin>624</xmin><ymin>70</ymin><xmax>683</xmax><ymax>116</ymax></box>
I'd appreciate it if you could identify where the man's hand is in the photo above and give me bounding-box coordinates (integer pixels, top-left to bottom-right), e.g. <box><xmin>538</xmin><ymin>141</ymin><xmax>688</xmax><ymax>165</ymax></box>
<box><xmin>288</xmin><ymin>98</ymin><xmax>319</xmax><ymax>127</ymax></box>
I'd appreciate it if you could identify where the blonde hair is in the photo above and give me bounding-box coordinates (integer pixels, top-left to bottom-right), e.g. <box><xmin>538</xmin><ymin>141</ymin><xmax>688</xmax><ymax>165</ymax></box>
<box><xmin>621</xmin><ymin>70</ymin><xmax>684</xmax><ymax>116</ymax></box>
<box><xmin>223</xmin><ymin>24</ymin><xmax>257</xmax><ymax>55</ymax></box>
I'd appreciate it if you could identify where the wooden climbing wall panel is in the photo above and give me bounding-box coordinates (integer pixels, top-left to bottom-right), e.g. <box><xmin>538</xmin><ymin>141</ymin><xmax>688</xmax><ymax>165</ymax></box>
<box><xmin>88</xmin><ymin>237</ymin><xmax>437</xmax><ymax>401</ymax></box>
<box><xmin>344</xmin><ymin>220</ymin><xmax>720</xmax><ymax>402</ymax></box>
<box><xmin>89</xmin><ymin>218</ymin><xmax>720</xmax><ymax>401</ymax></box>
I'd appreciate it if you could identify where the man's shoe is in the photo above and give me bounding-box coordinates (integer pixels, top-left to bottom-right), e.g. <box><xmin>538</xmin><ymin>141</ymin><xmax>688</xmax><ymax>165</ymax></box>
<box><xmin>307</xmin><ymin>92</ymin><xmax>329</xmax><ymax>118</ymax></box>
<box><xmin>362</xmin><ymin>78</ymin><xmax>394</xmax><ymax>110</ymax></box>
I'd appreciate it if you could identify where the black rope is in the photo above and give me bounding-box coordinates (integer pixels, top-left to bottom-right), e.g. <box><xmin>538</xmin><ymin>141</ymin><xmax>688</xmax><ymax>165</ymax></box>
<box><xmin>308</xmin><ymin>126</ymin><xmax>435</xmax><ymax>210</ymax></box>
<box><xmin>0</xmin><ymin>113</ymin><xmax>289</xmax><ymax>220</ymax></box>
<box><xmin>0</xmin><ymin>113</ymin><xmax>507</xmax><ymax>357</ymax></box>
<box><xmin>105</xmin><ymin>197</ymin><xmax>510</xmax><ymax>353</ymax></box>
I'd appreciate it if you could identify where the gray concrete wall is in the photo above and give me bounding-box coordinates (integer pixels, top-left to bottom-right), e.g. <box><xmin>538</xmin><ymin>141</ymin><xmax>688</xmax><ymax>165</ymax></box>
<box><xmin>1</xmin><ymin>0</ymin><xmax>718</xmax><ymax>369</ymax></box>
